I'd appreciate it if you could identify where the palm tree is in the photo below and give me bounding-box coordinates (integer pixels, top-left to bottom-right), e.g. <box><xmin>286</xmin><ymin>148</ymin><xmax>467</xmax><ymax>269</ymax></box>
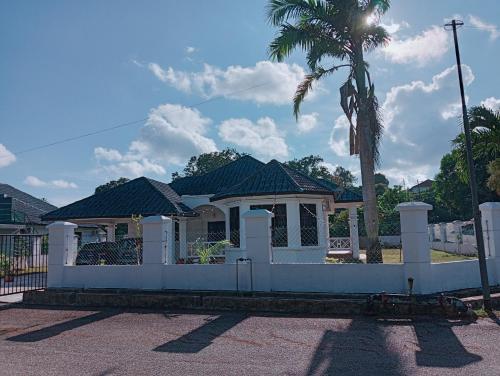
<box><xmin>267</xmin><ymin>0</ymin><xmax>390</xmax><ymax>262</ymax></box>
<box><xmin>452</xmin><ymin>105</ymin><xmax>500</xmax><ymax>195</ymax></box>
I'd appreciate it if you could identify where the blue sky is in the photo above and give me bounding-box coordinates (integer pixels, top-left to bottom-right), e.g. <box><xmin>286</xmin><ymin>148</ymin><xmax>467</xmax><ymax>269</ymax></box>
<box><xmin>1</xmin><ymin>0</ymin><xmax>499</xmax><ymax>207</ymax></box>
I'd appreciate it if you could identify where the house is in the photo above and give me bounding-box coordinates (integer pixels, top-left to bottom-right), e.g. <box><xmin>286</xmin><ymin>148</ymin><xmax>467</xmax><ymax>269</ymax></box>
<box><xmin>0</xmin><ymin>183</ymin><xmax>105</xmax><ymax>242</ymax></box>
<box><xmin>409</xmin><ymin>179</ymin><xmax>434</xmax><ymax>194</ymax></box>
<box><xmin>0</xmin><ymin>183</ymin><xmax>58</xmax><ymax>234</ymax></box>
<box><xmin>42</xmin><ymin>156</ymin><xmax>363</xmax><ymax>263</ymax></box>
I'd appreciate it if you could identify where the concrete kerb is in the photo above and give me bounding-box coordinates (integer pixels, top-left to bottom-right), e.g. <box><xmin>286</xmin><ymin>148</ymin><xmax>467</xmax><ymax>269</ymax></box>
<box><xmin>22</xmin><ymin>287</ymin><xmax>499</xmax><ymax>317</ymax></box>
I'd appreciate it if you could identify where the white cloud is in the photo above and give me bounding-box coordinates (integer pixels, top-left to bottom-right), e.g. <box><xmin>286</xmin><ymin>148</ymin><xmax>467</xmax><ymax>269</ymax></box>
<box><xmin>148</xmin><ymin>61</ymin><xmax>319</xmax><ymax>105</ymax></box>
<box><xmin>382</xmin><ymin>26</ymin><xmax>449</xmax><ymax>66</ymax></box>
<box><xmin>95</xmin><ymin>104</ymin><xmax>218</xmax><ymax>178</ymax></box>
<box><xmin>0</xmin><ymin>144</ymin><xmax>16</xmax><ymax>168</ymax></box>
<box><xmin>218</xmin><ymin>117</ymin><xmax>289</xmax><ymax>159</ymax></box>
<box><xmin>297</xmin><ymin>112</ymin><xmax>319</xmax><ymax>134</ymax></box>
<box><xmin>377</xmin><ymin>65</ymin><xmax>475</xmax><ymax>184</ymax></box>
<box><xmin>186</xmin><ymin>46</ymin><xmax>197</xmax><ymax>54</ymax></box>
<box><xmin>24</xmin><ymin>176</ymin><xmax>78</xmax><ymax>189</ymax></box>
<box><xmin>329</xmin><ymin>116</ymin><xmax>350</xmax><ymax>157</ymax></box>
<box><xmin>481</xmin><ymin>97</ymin><xmax>500</xmax><ymax>111</ymax></box>
<box><xmin>380</xmin><ymin>20</ymin><xmax>410</xmax><ymax>34</ymax></box>
<box><xmin>469</xmin><ymin>15</ymin><xmax>500</xmax><ymax>40</ymax></box>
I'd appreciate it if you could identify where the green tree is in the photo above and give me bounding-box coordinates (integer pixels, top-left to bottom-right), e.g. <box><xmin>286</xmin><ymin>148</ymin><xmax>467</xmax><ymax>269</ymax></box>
<box><xmin>95</xmin><ymin>177</ymin><xmax>130</xmax><ymax>194</ymax></box>
<box><xmin>268</xmin><ymin>0</ymin><xmax>390</xmax><ymax>261</ymax></box>
<box><xmin>285</xmin><ymin>155</ymin><xmax>333</xmax><ymax>180</ymax></box>
<box><xmin>172</xmin><ymin>148</ymin><xmax>247</xmax><ymax>180</ymax></box>
<box><xmin>374</xmin><ymin>172</ymin><xmax>389</xmax><ymax>195</ymax></box>
<box><xmin>487</xmin><ymin>159</ymin><xmax>500</xmax><ymax>196</ymax></box>
<box><xmin>433</xmin><ymin>151</ymin><xmax>472</xmax><ymax>220</ymax></box>
<box><xmin>332</xmin><ymin>166</ymin><xmax>357</xmax><ymax>188</ymax></box>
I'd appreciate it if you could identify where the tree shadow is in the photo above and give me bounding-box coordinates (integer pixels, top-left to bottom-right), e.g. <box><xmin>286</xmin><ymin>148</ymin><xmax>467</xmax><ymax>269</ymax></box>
<box><xmin>7</xmin><ymin>310</ymin><xmax>119</xmax><ymax>342</ymax></box>
<box><xmin>306</xmin><ymin>318</ymin><xmax>404</xmax><ymax>376</ymax></box>
<box><xmin>154</xmin><ymin>312</ymin><xmax>247</xmax><ymax>353</ymax></box>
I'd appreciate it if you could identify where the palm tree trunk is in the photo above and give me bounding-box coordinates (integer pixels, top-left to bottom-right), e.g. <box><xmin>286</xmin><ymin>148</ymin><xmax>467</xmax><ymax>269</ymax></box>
<box><xmin>353</xmin><ymin>47</ymin><xmax>382</xmax><ymax>263</ymax></box>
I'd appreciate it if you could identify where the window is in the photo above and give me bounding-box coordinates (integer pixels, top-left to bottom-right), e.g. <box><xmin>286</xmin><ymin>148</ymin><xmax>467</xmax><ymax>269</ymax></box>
<box><xmin>300</xmin><ymin>204</ymin><xmax>318</xmax><ymax>246</ymax></box>
<box><xmin>229</xmin><ymin>206</ymin><xmax>240</xmax><ymax>247</ymax></box>
<box><xmin>250</xmin><ymin>204</ymin><xmax>288</xmax><ymax>247</ymax></box>
<box><xmin>175</xmin><ymin>221</ymin><xmax>179</xmax><ymax>242</ymax></box>
<box><xmin>207</xmin><ymin>221</ymin><xmax>226</xmax><ymax>241</ymax></box>
<box><xmin>115</xmin><ymin>223</ymin><xmax>128</xmax><ymax>240</ymax></box>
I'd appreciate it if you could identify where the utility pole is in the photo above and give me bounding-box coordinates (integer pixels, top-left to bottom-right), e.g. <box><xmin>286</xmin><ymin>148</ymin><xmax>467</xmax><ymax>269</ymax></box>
<box><xmin>445</xmin><ymin>19</ymin><xmax>491</xmax><ymax>310</ymax></box>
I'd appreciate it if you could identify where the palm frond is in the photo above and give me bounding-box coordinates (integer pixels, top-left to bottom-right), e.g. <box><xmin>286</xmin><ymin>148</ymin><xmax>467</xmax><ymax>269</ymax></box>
<box><xmin>293</xmin><ymin>65</ymin><xmax>347</xmax><ymax>118</ymax></box>
<box><xmin>366</xmin><ymin>85</ymin><xmax>384</xmax><ymax>166</ymax></box>
<box><xmin>267</xmin><ymin>0</ymin><xmax>322</xmax><ymax>26</ymax></box>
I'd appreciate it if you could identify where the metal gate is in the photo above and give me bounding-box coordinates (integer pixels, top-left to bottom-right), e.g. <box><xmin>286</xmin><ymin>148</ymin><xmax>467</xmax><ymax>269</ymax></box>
<box><xmin>0</xmin><ymin>234</ymin><xmax>48</xmax><ymax>296</ymax></box>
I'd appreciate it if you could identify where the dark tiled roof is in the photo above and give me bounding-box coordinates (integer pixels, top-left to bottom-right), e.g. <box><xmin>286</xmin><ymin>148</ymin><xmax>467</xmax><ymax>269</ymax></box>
<box><xmin>169</xmin><ymin>155</ymin><xmax>265</xmax><ymax>195</ymax></box>
<box><xmin>409</xmin><ymin>179</ymin><xmax>434</xmax><ymax>191</ymax></box>
<box><xmin>42</xmin><ymin>177</ymin><xmax>197</xmax><ymax>221</ymax></box>
<box><xmin>210</xmin><ymin>160</ymin><xmax>339</xmax><ymax>201</ymax></box>
<box><xmin>334</xmin><ymin>188</ymin><xmax>363</xmax><ymax>203</ymax></box>
<box><xmin>0</xmin><ymin>183</ymin><xmax>57</xmax><ymax>224</ymax></box>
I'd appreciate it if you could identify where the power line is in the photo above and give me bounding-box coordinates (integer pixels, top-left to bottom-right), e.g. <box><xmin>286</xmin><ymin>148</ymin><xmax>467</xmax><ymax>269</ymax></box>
<box><xmin>2</xmin><ymin>82</ymin><xmax>271</xmax><ymax>160</ymax></box>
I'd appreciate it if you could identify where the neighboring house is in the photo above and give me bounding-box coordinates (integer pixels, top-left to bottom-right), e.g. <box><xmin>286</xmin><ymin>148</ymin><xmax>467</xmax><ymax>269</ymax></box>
<box><xmin>0</xmin><ymin>183</ymin><xmax>105</xmax><ymax>242</ymax></box>
<box><xmin>0</xmin><ymin>183</ymin><xmax>57</xmax><ymax>234</ymax></box>
<box><xmin>42</xmin><ymin>156</ymin><xmax>363</xmax><ymax>263</ymax></box>
<box><xmin>409</xmin><ymin>179</ymin><xmax>434</xmax><ymax>194</ymax></box>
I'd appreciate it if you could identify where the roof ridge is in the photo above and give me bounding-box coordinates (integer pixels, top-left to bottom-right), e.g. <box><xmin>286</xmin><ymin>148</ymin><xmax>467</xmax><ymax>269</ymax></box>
<box><xmin>271</xmin><ymin>160</ymin><xmax>306</xmax><ymax>192</ymax></box>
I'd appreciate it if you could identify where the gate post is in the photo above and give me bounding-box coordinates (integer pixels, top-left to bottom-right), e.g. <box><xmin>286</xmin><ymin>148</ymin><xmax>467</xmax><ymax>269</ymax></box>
<box><xmin>243</xmin><ymin>209</ymin><xmax>273</xmax><ymax>291</ymax></box>
<box><xmin>480</xmin><ymin>202</ymin><xmax>500</xmax><ymax>285</ymax></box>
<box><xmin>397</xmin><ymin>202</ymin><xmax>432</xmax><ymax>294</ymax></box>
<box><xmin>141</xmin><ymin>216</ymin><xmax>171</xmax><ymax>289</ymax></box>
<box><xmin>47</xmin><ymin>221</ymin><xmax>77</xmax><ymax>288</ymax></box>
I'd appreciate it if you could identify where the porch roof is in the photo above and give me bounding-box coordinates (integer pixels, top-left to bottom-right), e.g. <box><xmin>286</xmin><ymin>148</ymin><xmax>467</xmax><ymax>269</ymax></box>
<box><xmin>42</xmin><ymin>177</ymin><xmax>197</xmax><ymax>221</ymax></box>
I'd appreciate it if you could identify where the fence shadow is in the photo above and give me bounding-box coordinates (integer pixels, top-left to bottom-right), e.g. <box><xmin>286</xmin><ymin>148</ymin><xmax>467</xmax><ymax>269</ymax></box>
<box><xmin>306</xmin><ymin>318</ymin><xmax>404</xmax><ymax>376</ymax></box>
<box><xmin>413</xmin><ymin>320</ymin><xmax>482</xmax><ymax>367</ymax></box>
<box><xmin>154</xmin><ymin>313</ymin><xmax>247</xmax><ymax>353</ymax></box>
<box><xmin>7</xmin><ymin>310</ymin><xmax>119</xmax><ymax>343</ymax></box>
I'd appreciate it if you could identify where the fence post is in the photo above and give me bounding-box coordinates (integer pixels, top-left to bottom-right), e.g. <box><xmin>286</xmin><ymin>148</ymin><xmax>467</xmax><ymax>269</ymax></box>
<box><xmin>141</xmin><ymin>216</ymin><xmax>171</xmax><ymax>289</ymax></box>
<box><xmin>397</xmin><ymin>202</ymin><xmax>432</xmax><ymax>294</ymax></box>
<box><xmin>479</xmin><ymin>203</ymin><xmax>500</xmax><ymax>285</ymax></box>
<box><xmin>47</xmin><ymin>221</ymin><xmax>77</xmax><ymax>288</ymax></box>
<box><xmin>348</xmin><ymin>207</ymin><xmax>360</xmax><ymax>259</ymax></box>
<box><xmin>243</xmin><ymin>209</ymin><xmax>273</xmax><ymax>291</ymax></box>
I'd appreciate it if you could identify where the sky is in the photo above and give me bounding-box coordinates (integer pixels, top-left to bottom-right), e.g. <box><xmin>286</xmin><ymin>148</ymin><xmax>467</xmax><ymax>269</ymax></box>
<box><xmin>1</xmin><ymin>0</ymin><xmax>500</xmax><ymax>207</ymax></box>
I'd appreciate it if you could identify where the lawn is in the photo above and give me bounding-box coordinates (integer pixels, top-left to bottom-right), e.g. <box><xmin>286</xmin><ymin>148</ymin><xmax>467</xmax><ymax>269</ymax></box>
<box><xmin>328</xmin><ymin>249</ymin><xmax>476</xmax><ymax>264</ymax></box>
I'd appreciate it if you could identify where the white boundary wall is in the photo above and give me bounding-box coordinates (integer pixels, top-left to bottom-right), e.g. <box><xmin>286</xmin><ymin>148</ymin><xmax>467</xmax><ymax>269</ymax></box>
<box><xmin>47</xmin><ymin>203</ymin><xmax>500</xmax><ymax>295</ymax></box>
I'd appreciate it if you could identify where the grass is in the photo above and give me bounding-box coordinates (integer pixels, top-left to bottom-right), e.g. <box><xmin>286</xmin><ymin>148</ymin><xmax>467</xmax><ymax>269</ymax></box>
<box><xmin>327</xmin><ymin>249</ymin><xmax>476</xmax><ymax>264</ymax></box>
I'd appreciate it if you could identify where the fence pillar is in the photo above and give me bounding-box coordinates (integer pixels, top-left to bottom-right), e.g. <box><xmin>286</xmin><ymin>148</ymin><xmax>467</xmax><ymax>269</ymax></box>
<box><xmin>348</xmin><ymin>206</ymin><xmax>360</xmax><ymax>259</ymax></box>
<box><xmin>47</xmin><ymin>221</ymin><xmax>77</xmax><ymax>288</ymax></box>
<box><xmin>140</xmin><ymin>216</ymin><xmax>171</xmax><ymax>289</ymax></box>
<box><xmin>480</xmin><ymin>202</ymin><xmax>500</xmax><ymax>258</ymax></box>
<box><xmin>106</xmin><ymin>224</ymin><xmax>116</xmax><ymax>242</ymax></box>
<box><xmin>439</xmin><ymin>223</ymin><xmax>447</xmax><ymax>245</ymax></box>
<box><xmin>243</xmin><ymin>209</ymin><xmax>273</xmax><ymax>292</ymax></box>
<box><xmin>179</xmin><ymin>218</ymin><xmax>188</xmax><ymax>260</ymax></box>
<box><xmin>397</xmin><ymin>202</ymin><xmax>432</xmax><ymax>294</ymax></box>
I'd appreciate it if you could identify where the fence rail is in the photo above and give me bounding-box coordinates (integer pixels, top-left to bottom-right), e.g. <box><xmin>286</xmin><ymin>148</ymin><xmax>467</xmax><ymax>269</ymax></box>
<box><xmin>0</xmin><ymin>234</ymin><xmax>47</xmax><ymax>296</ymax></box>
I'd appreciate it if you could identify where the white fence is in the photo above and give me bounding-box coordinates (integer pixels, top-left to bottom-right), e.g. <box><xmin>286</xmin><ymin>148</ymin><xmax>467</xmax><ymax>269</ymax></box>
<box><xmin>47</xmin><ymin>202</ymin><xmax>500</xmax><ymax>295</ymax></box>
<box><xmin>429</xmin><ymin>220</ymin><xmax>478</xmax><ymax>255</ymax></box>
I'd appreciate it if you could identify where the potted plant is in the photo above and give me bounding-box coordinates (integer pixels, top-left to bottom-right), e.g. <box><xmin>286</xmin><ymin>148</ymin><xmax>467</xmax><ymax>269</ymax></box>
<box><xmin>0</xmin><ymin>254</ymin><xmax>14</xmax><ymax>282</ymax></box>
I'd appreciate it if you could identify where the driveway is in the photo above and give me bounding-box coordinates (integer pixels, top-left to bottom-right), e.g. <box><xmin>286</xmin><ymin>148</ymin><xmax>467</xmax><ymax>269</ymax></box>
<box><xmin>0</xmin><ymin>306</ymin><xmax>498</xmax><ymax>375</ymax></box>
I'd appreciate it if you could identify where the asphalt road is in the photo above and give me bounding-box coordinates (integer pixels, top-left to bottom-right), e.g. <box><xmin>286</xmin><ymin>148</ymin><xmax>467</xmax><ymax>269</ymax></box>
<box><xmin>0</xmin><ymin>306</ymin><xmax>498</xmax><ymax>376</ymax></box>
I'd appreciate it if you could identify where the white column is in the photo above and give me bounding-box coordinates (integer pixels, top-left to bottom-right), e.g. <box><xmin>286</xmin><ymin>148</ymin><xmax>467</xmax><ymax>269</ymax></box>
<box><xmin>239</xmin><ymin>202</ymin><xmax>250</xmax><ymax>250</ymax></box>
<box><xmin>348</xmin><ymin>206</ymin><xmax>360</xmax><ymax>259</ymax></box>
<box><xmin>127</xmin><ymin>221</ymin><xmax>138</xmax><ymax>238</ymax></box>
<box><xmin>140</xmin><ymin>216</ymin><xmax>171</xmax><ymax>289</ymax></box>
<box><xmin>47</xmin><ymin>221</ymin><xmax>77</xmax><ymax>288</ymax></box>
<box><xmin>286</xmin><ymin>200</ymin><xmax>300</xmax><ymax>248</ymax></box>
<box><xmin>397</xmin><ymin>202</ymin><xmax>432</xmax><ymax>294</ymax></box>
<box><xmin>243</xmin><ymin>209</ymin><xmax>273</xmax><ymax>291</ymax></box>
<box><xmin>179</xmin><ymin>218</ymin><xmax>188</xmax><ymax>260</ymax></box>
<box><xmin>222</xmin><ymin>206</ymin><xmax>230</xmax><ymax>241</ymax></box>
<box><xmin>106</xmin><ymin>224</ymin><xmax>116</xmax><ymax>242</ymax></box>
<box><xmin>316</xmin><ymin>202</ymin><xmax>327</xmax><ymax>248</ymax></box>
